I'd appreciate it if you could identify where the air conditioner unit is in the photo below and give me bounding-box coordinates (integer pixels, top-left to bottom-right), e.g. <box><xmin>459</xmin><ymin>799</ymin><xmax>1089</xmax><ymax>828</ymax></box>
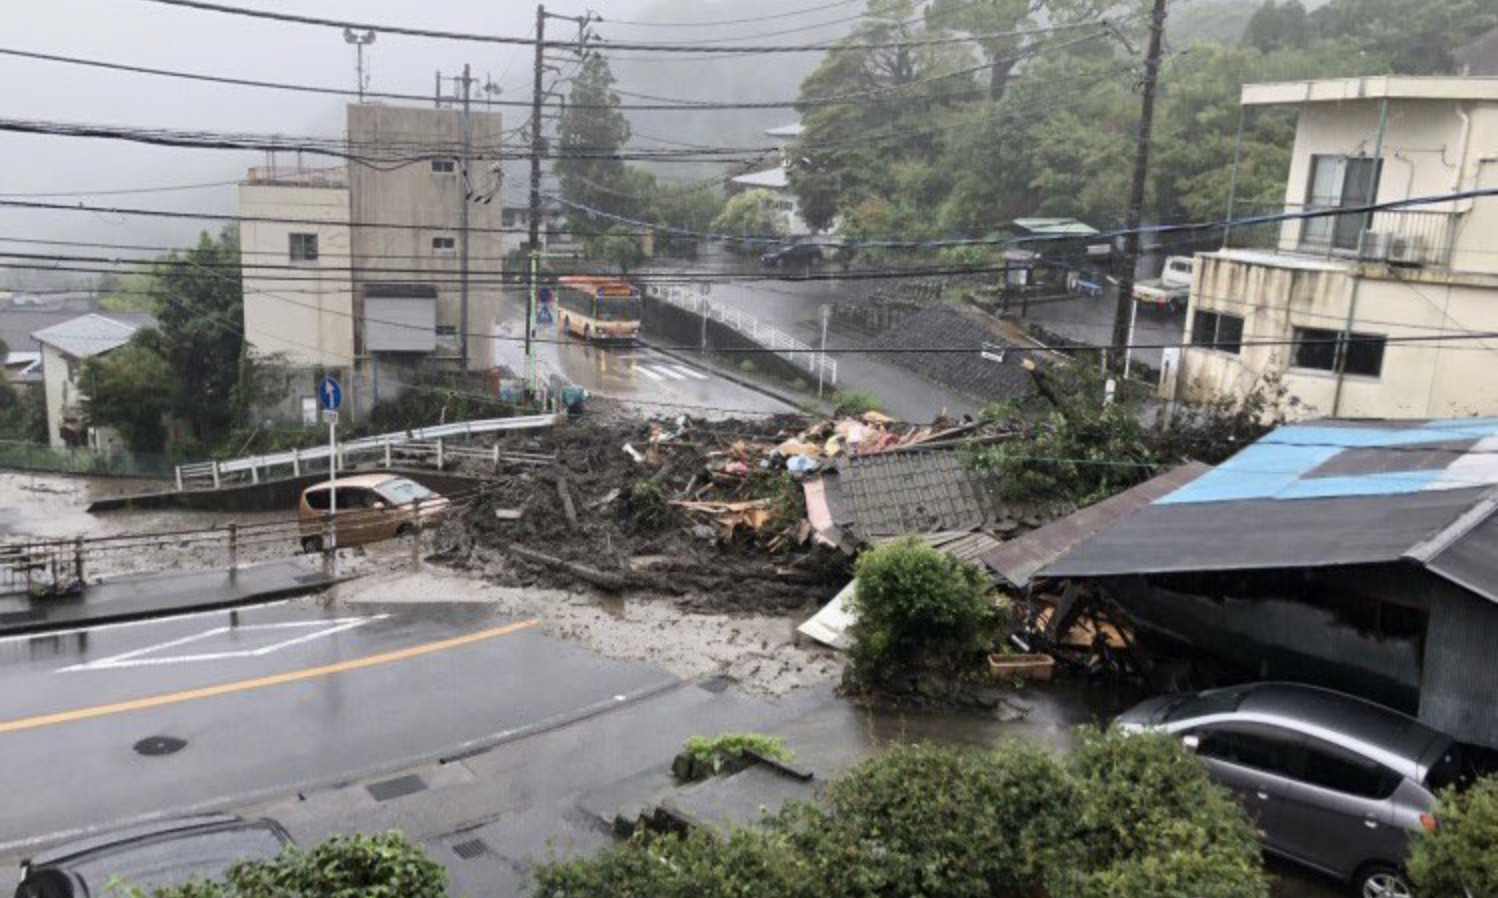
<box><xmin>1358</xmin><ymin>230</ymin><xmax>1392</xmax><ymax>261</ymax></box>
<box><xmin>1389</xmin><ymin>235</ymin><xmax>1426</xmax><ymax>266</ymax></box>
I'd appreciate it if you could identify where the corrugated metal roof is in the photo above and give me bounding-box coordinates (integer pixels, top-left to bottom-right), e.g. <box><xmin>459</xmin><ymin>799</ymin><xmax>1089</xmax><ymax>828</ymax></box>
<box><xmin>31</xmin><ymin>312</ymin><xmax>154</xmax><ymax>360</ymax></box>
<box><xmin>1041</xmin><ymin>417</ymin><xmax>1498</xmax><ymax>602</ymax></box>
<box><xmin>1013</xmin><ymin>217</ymin><xmax>1100</xmax><ymax>236</ymax></box>
<box><xmin>983</xmin><ymin>462</ymin><xmax>1209</xmax><ymax>587</ymax></box>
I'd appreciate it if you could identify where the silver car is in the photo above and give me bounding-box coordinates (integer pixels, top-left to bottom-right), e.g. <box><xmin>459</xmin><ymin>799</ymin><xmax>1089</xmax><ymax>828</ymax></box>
<box><xmin>1115</xmin><ymin>682</ymin><xmax>1468</xmax><ymax>898</ymax></box>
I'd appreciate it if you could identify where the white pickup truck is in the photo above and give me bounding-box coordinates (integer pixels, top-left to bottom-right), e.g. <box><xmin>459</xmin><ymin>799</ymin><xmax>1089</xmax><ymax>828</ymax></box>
<box><xmin>1132</xmin><ymin>255</ymin><xmax>1194</xmax><ymax>309</ymax></box>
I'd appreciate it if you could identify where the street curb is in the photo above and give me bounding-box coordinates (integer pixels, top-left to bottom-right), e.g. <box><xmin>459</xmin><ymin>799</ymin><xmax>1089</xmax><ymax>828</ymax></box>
<box><xmin>0</xmin><ymin>567</ymin><xmax>359</xmax><ymax>639</ymax></box>
<box><xmin>0</xmin><ymin>672</ymin><xmax>691</xmax><ymax>859</ymax></box>
<box><xmin>637</xmin><ymin>338</ymin><xmax>831</xmax><ymax>417</ymax></box>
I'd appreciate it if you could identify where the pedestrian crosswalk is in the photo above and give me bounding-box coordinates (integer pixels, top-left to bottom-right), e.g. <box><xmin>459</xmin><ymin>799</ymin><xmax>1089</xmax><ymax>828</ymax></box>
<box><xmin>633</xmin><ymin>361</ymin><xmax>711</xmax><ymax>382</ymax></box>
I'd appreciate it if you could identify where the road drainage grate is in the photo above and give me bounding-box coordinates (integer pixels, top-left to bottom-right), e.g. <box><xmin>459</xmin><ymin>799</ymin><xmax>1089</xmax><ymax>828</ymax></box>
<box><xmin>451</xmin><ymin>838</ymin><xmax>490</xmax><ymax>860</ymax></box>
<box><xmin>134</xmin><ymin>736</ymin><xmax>188</xmax><ymax>756</ymax></box>
<box><xmin>366</xmin><ymin>774</ymin><xmax>427</xmax><ymax>802</ymax></box>
<box><xmin>698</xmin><ymin>675</ymin><xmax>735</xmax><ymax>694</ymax></box>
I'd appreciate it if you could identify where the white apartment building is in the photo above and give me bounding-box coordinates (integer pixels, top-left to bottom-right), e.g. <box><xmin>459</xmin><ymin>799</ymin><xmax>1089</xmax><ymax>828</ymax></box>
<box><xmin>1166</xmin><ymin>77</ymin><xmax>1498</xmax><ymax>419</ymax></box>
<box><xmin>240</xmin><ymin>102</ymin><xmax>504</xmax><ymax>422</ymax></box>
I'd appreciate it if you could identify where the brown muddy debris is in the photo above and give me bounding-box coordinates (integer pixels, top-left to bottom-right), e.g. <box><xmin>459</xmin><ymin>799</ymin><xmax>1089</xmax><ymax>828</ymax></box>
<box><xmin>435</xmin><ymin>415</ymin><xmax>850</xmax><ymax>615</ymax></box>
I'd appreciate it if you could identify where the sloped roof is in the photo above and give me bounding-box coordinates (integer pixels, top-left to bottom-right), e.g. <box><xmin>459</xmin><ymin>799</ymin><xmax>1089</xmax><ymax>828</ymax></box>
<box><xmin>1013</xmin><ymin>218</ymin><xmax>1100</xmax><ymax>236</ymax></box>
<box><xmin>32</xmin><ymin>312</ymin><xmax>155</xmax><ymax>360</ymax></box>
<box><xmin>730</xmin><ymin>167</ymin><xmax>790</xmax><ymax>190</ymax></box>
<box><xmin>837</xmin><ymin>446</ymin><xmax>1007</xmax><ymax>539</ymax></box>
<box><xmin>1043</xmin><ymin>418</ymin><xmax>1498</xmax><ymax>602</ymax></box>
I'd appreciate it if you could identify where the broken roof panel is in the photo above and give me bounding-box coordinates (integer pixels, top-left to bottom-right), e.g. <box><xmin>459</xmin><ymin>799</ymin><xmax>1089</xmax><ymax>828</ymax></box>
<box><xmin>837</xmin><ymin>447</ymin><xmax>1006</xmax><ymax>540</ymax></box>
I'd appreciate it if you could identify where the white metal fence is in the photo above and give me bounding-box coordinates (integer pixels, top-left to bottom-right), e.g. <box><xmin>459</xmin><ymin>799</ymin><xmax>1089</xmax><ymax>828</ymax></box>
<box><xmin>650</xmin><ymin>284</ymin><xmax>838</xmax><ymax>386</ymax></box>
<box><xmin>175</xmin><ymin>414</ymin><xmax>559</xmax><ymax>491</ymax></box>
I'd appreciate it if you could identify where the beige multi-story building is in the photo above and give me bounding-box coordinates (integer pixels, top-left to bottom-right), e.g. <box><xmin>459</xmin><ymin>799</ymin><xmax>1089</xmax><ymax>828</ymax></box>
<box><xmin>1166</xmin><ymin>76</ymin><xmax>1498</xmax><ymax>419</ymax></box>
<box><xmin>240</xmin><ymin>102</ymin><xmax>504</xmax><ymax>422</ymax></box>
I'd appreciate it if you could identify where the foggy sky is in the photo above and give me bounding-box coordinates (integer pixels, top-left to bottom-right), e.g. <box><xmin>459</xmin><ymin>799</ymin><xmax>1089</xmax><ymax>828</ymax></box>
<box><xmin>0</xmin><ymin>0</ymin><xmax>663</xmax><ymax>273</ymax></box>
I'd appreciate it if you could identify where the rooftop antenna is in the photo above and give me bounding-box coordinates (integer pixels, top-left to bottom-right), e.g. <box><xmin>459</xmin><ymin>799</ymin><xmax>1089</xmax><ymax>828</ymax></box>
<box><xmin>343</xmin><ymin>28</ymin><xmax>377</xmax><ymax>101</ymax></box>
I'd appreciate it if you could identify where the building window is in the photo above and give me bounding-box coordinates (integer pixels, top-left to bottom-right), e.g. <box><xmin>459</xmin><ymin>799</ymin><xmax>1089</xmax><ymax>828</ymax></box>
<box><xmin>1292</xmin><ymin>327</ymin><xmax>1386</xmax><ymax>377</ymax></box>
<box><xmin>431</xmin><ymin>159</ymin><xmax>456</xmax><ymax>174</ymax></box>
<box><xmin>1190</xmin><ymin>309</ymin><xmax>1244</xmax><ymax>355</ymax></box>
<box><xmin>289</xmin><ymin>232</ymin><xmax>319</xmax><ymax>263</ymax></box>
<box><xmin>1303</xmin><ymin>155</ymin><xmax>1381</xmax><ymax>252</ymax></box>
<box><xmin>434</xmin><ymin>324</ymin><xmax>459</xmax><ymax>350</ymax></box>
<box><xmin>431</xmin><ymin>236</ymin><xmax>456</xmax><ymax>256</ymax></box>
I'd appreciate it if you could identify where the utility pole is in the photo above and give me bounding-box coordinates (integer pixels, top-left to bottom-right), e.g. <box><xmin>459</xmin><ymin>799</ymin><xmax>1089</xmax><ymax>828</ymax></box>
<box><xmin>459</xmin><ymin>62</ymin><xmax>473</xmax><ymax>372</ymax></box>
<box><xmin>1109</xmin><ymin>0</ymin><xmax>1169</xmax><ymax>373</ymax></box>
<box><xmin>526</xmin><ymin>4</ymin><xmax>547</xmax><ymax>397</ymax></box>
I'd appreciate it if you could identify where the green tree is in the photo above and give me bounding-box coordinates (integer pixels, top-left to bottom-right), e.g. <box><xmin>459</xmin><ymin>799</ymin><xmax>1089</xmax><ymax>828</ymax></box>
<box><xmin>78</xmin><ymin>334</ymin><xmax>175</xmax><ymax>452</ymax></box>
<box><xmin>601</xmin><ymin>224</ymin><xmax>644</xmax><ymax>273</ymax></box>
<box><xmin>555</xmin><ymin>54</ymin><xmax>634</xmax><ymax>239</ymax></box>
<box><xmin>712</xmin><ymin>190</ymin><xmax>785</xmax><ymax>245</ymax></box>
<box><xmin>1409</xmin><ymin>776</ymin><xmax>1498</xmax><ymax>898</ymax></box>
<box><xmin>98</xmin><ymin>268</ymin><xmax>162</xmax><ymax>314</ymax></box>
<box><xmin>847</xmin><ymin>536</ymin><xmax>994</xmax><ymax>685</ymax></box>
<box><xmin>1243</xmin><ymin>0</ymin><xmax>1309</xmax><ymax>53</ymax></box>
<box><xmin>149</xmin><ymin>227</ymin><xmax>246</xmax><ymax>444</ymax></box>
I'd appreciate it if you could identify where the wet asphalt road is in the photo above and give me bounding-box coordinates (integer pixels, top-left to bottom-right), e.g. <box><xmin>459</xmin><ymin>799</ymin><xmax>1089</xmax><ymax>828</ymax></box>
<box><xmin>0</xmin><ymin>599</ymin><xmax>676</xmax><ymax>851</ymax></box>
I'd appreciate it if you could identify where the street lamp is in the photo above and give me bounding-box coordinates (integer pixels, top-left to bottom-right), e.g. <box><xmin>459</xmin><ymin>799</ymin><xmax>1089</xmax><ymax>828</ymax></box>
<box><xmin>343</xmin><ymin>28</ymin><xmax>377</xmax><ymax>102</ymax></box>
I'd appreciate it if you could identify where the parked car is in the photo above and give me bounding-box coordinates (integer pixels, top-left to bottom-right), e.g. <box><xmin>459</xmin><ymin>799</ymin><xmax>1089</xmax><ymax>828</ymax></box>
<box><xmin>14</xmin><ymin>814</ymin><xmax>290</xmax><ymax>898</ymax></box>
<box><xmin>759</xmin><ymin>241</ymin><xmax>825</xmax><ymax>268</ymax></box>
<box><xmin>298</xmin><ymin>474</ymin><xmax>448</xmax><ymax>553</ymax></box>
<box><xmin>1115</xmin><ymin>682</ymin><xmax>1468</xmax><ymax>898</ymax></box>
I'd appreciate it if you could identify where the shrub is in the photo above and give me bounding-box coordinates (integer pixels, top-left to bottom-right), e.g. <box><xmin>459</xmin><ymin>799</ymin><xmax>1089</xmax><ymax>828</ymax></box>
<box><xmin>847</xmin><ymin>537</ymin><xmax>994</xmax><ymax>685</ymax></box>
<box><xmin>533</xmin><ymin>828</ymin><xmax>810</xmax><ymax>898</ymax></box>
<box><xmin>626</xmin><ymin>479</ymin><xmax>671</xmax><ymax>528</ymax></box>
<box><xmin>830</xmin><ymin>389</ymin><xmax>883</xmax><ymax>416</ymax></box>
<box><xmin>1409</xmin><ymin>776</ymin><xmax>1498</xmax><ymax>898</ymax></box>
<box><xmin>685</xmin><ymin>732</ymin><xmax>793</xmax><ymax>768</ymax></box>
<box><xmin>1066</xmin><ymin>729</ymin><xmax>1268</xmax><ymax>898</ymax></box>
<box><xmin>139</xmin><ymin>831</ymin><xmax>448</xmax><ymax>898</ymax></box>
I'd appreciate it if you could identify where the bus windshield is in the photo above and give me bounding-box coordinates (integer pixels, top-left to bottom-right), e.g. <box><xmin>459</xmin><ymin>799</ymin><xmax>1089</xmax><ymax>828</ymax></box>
<box><xmin>595</xmin><ymin>294</ymin><xmax>640</xmax><ymax>322</ymax></box>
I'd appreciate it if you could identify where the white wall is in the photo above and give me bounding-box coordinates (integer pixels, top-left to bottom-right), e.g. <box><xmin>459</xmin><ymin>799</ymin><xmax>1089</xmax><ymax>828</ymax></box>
<box><xmin>240</xmin><ymin>183</ymin><xmax>354</xmax><ymax>368</ymax></box>
<box><xmin>40</xmin><ymin>342</ymin><xmax>70</xmax><ymax>448</ymax></box>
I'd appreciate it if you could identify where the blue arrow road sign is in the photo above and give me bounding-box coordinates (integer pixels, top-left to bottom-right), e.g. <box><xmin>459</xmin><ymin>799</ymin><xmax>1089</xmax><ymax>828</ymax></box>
<box><xmin>317</xmin><ymin>376</ymin><xmax>343</xmax><ymax>411</ymax></box>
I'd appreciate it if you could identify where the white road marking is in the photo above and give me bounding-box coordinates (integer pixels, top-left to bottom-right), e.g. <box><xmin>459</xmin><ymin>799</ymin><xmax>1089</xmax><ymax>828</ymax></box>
<box><xmin>646</xmin><ymin>365</ymin><xmax>687</xmax><ymax>381</ymax></box>
<box><xmin>0</xmin><ymin>601</ymin><xmax>293</xmax><ymax>646</ymax></box>
<box><xmin>665</xmin><ymin>365</ymin><xmax>709</xmax><ymax>381</ymax></box>
<box><xmin>633</xmin><ymin>364</ymin><xmax>666</xmax><ymax>381</ymax></box>
<box><xmin>58</xmin><ymin>615</ymin><xmax>388</xmax><ymax>672</ymax></box>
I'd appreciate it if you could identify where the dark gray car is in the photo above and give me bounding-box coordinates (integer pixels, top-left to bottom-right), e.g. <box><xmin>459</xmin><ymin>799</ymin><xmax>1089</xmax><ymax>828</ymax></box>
<box><xmin>1116</xmin><ymin>683</ymin><xmax>1467</xmax><ymax>898</ymax></box>
<box><xmin>14</xmin><ymin>815</ymin><xmax>290</xmax><ymax>898</ymax></box>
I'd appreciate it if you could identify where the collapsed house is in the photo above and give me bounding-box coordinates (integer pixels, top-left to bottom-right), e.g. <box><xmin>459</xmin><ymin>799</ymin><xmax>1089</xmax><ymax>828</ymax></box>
<box><xmin>1036</xmin><ymin>417</ymin><xmax>1498</xmax><ymax>751</ymax></box>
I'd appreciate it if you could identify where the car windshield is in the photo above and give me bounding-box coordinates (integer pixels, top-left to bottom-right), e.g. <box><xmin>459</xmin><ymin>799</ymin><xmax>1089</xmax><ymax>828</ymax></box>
<box><xmin>376</xmin><ymin>478</ymin><xmax>434</xmax><ymax>505</ymax></box>
<box><xmin>1163</xmin><ymin>688</ymin><xmax>1248</xmax><ymax>723</ymax></box>
<box><xmin>72</xmin><ymin>827</ymin><xmax>284</xmax><ymax>897</ymax></box>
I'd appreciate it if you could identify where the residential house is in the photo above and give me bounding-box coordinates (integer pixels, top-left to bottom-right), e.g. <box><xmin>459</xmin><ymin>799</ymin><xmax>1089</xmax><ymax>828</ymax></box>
<box><xmin>729</xmin><ymin>123</ymin><xmax>811</xmax><ymax>237</ymax></box>
<box><xmin>1039</xmin><ymin>417</ymin><xmax>1498</xmax><ymax>751</ymax></box>
<box><xmin>1009</xmin><ymin>218</ymin><xmax>1114</xmax><ymax>289</ymax></box>
<box><xmin>1167</xmin><ymin>77</ymin><xmax>1498</xmax><ymax>419</ymax></box>
<box><xmin>240</xmin><ymin>102</ymin><xmax>506</xmax><ymax>422</ymax></box>
<box><xmin>2</xmin><ymin>351</ymin><xmax>41</xmax><ymax>386</ymax></box>
<box><xmin>31</xmin><ymin>312</ymin><xmax>156</xmax><ymax>450</ymax></box>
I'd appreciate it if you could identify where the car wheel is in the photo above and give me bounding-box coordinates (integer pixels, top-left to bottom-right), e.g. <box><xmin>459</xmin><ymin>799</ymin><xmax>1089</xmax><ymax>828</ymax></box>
<box><xmin>395</xmin><ymin>523</ymin><xmax>415</xmax><ymax>538</ymax></box>
<box><xmin>301</xmin><ymin>535</ymin><xmax>323</xmax><ymax>554</ymax></box>
<box><xmin>562</xmin><ymin>315</ymin><xmax>571</xmax><ymax>335</ymax></box>
<box><xmin>1357</xmin><ymin>864</ymin><xmax>1413</xmax><ymax>898</ymax></box>
<box><xmin>584</xmin><ymin>324</ymin><xmax>592</xmax><ymax>341</ymax></box>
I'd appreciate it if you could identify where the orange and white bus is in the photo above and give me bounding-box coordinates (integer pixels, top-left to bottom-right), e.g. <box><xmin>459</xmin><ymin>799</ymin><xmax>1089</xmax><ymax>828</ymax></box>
<box><xmin>555</xmin><ymin>276</ymin><xmax>641</xmax><ymax>344</ymax></box>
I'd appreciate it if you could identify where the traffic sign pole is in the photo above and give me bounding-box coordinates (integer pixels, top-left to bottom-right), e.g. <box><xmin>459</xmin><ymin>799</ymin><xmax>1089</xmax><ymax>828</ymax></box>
<box><xmin>317</xmin><ymin>377</ymin><xmax>344</xmax><ymax>574</ymax></box>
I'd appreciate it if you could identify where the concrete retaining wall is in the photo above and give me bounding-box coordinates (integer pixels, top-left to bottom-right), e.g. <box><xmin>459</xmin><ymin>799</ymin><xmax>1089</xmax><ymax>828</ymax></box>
<box><xmin>640</xmin><ymin>294</ymin><xmax>814</xmax><ymax>389</ymax></box>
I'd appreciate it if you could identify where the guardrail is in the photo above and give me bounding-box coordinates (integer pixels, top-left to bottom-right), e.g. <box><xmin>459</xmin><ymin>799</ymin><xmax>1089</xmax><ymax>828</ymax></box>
<box><xmin>175</xmin><ymin>414</ymin><xmax>559</xmax><ymax>491</ymax></box>
<box><xmin>650</xmin><ymin>284</ymin><xmax>838</xmax><ymax>386</ymax></box>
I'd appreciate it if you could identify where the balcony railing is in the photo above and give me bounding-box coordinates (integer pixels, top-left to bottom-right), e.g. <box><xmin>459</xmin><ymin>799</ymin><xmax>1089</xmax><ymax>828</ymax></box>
<box><xmin>1224</xmin><ymin>203</ymin><xmax>1460</xmax><ymax>268</ymax></box>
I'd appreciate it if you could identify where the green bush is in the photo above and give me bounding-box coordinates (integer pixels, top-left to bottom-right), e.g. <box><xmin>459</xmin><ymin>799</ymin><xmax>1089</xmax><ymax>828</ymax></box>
<box><xmin>848</xmin><ymin>537</ymin><xmax>994</xmax><ymax>685</ymax></box>
<box><xmin>533</xmin><ymin>739</ymin><xmax>1267</xmax><ymax>898</ymax></box>
<box><xmin>626</xmin><ymin>479</ymin><xmax>671</xmax><ymax>529</ymax></box>
<box><xmin>685</xmin><ymin>732</ymin><xmax>793</xmax><ymax>767</ymax></box>
<box><xmin>138</xmin><ymin>831</ymin><xmax>448</xmax><ymax>898</ymax></box>
<box><xmin>830</xmin><ymin>389</ymin><xmax>883</xmax><ymax>416</ymax></box>
<box><xmin>1410</xmin><ymin>776</ymin><xmax>1498</xmax><ymax>898</ymax></box>
<box><xmin>1067</xmin><ymin>729</ymin><xmax>1268</xmax><ymax>898</ymax></box>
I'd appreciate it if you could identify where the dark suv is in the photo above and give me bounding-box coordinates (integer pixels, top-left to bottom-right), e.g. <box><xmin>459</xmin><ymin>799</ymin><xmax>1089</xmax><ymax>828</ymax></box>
<box><xmin>1116</xmin><ymin>683</ymin><xmax>1467</xmax><ymax>898</ymax></box>
<box><xmin>759</xmin><ymin>242</ymin><xmax>825</xmax><ymax>268</ymax></box>
<box><xmin>14</xmin><ymin>815</ymin><xmax>291</xmax><ymax>898</ymax></box>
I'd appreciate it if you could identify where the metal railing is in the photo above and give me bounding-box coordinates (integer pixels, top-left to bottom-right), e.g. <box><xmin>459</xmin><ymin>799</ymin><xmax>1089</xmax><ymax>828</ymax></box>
<box><xmin>174</xmin><ymin>414</ymin><xmax>558</xmax><ymax>491</ymax></box>
<box><xmin>650</xmin><ymin>284</ymin><xmax>838</xmax><ymax>385</ymax></box>
<box><xmin>1225</xmin><ymin>202</ymin><xmax>1461</xmax><ymax>268</ymax></box>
